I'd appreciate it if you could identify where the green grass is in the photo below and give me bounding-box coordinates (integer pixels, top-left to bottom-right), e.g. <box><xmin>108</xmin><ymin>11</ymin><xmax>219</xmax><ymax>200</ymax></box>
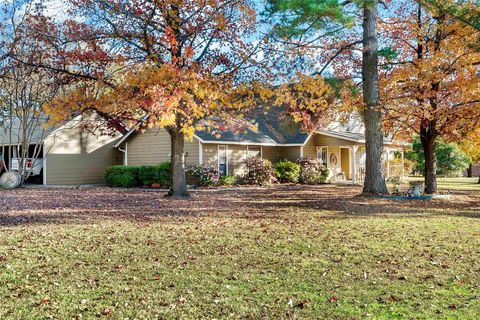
<box><xmin>392</xmin><ymin>176</ymin><xmax>480</xmax><ymax>192</ymax></box>
<box><xmin>1</xmin><ymin>179</ymin><xmax>480</xmax><ymax>319</ymax></box>
<box><xmin>436</xmin><ymin>177</ymin><xmax>480</xmax><ymax>191</ymax></box>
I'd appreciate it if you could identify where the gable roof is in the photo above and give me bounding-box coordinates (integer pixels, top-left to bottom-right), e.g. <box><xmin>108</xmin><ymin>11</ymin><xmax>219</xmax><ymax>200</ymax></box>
<box><xmin>0</xmin><ymin>112</ymin><xmax>128</xmax><ymax>146</ymax></box>
<box><xmin>114</xmin><ymin>108</ymin><xmax>399</xmax><ymax>147</ymax></box>
<box><xmin>195</xmin><ymin>108</ymin><xmax>310</xmax><ymax>145</ymax></box>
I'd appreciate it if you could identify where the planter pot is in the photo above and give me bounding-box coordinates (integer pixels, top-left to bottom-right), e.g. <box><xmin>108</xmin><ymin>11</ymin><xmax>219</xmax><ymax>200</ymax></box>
<box><xmin>151</xmin><ymin>183</ymin><xmax>161</xmax><ymax>189</ymax></box>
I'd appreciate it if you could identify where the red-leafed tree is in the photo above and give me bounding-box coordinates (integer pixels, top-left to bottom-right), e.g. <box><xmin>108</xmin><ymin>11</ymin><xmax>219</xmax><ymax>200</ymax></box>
<box><xmin>16</xmin><ymin>0</ymin><xmax>335</xmax><ymax>197</ymax></box>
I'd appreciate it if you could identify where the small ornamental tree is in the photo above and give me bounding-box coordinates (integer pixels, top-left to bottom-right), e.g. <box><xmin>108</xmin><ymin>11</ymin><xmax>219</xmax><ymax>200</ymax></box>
<box><xmin>0</xmin><ymin>1</ymin><xmax>61</xmax><ymax>185</ymax></box>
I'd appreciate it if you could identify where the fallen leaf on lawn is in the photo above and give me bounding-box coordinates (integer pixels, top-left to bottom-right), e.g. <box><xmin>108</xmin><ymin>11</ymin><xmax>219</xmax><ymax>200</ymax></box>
<box><xmin>328</xmin><ymin>296</ymin><xmax>338</xmax><ymax>303</ymax></box>
<box><xmin>102</xmin><ymin>307</ymin><xmax>112</xmax><ymax>316</ymax></box>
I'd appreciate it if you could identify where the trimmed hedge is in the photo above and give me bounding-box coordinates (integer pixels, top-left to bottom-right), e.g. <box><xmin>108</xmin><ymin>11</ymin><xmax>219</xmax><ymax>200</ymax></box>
<box><xmin>274</xmin><ymin>159</ymin><xmax>300</xmax><ymax>183</ymax></box>
<box><xmin>105</xmin><ymin>162</ymin><xmax>171</xmax><ymax>188</ymax></box>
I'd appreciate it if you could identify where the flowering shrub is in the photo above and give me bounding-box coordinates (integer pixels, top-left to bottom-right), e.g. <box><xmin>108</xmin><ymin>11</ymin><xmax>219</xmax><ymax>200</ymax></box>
<box><xmin>297</xmin><ymin>158</ymin><xmax>329</xmax><ymax>184</ymax></box>
<box><xmin>242</xmin><ymin>157</ymin><xmax>274</xmax><ymax>186</ymax></box>
<box><xmin>187</xmin><ymin>164</ymin><xmax>219</xmax><ymax>187</ymax></box>
<box><xmin>274</xmin><ymin>159</ymin><xmax>300</xmax><ymax>183</ymax></box>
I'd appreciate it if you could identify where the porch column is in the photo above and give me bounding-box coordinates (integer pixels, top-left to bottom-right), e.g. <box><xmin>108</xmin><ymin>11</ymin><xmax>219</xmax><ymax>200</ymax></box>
<box><xmin>351</xmin><ymin>145</ymin><xmax>358</xmax><ymax>185</ymax></box>
<box><xmin>385</xmin><ymin>147</ymin><xmax>390</xmax><ymax>179</ymax></box>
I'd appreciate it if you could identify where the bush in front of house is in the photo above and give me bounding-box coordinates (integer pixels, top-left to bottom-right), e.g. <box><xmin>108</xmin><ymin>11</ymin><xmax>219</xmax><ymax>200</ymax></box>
<box><xmin>104</xmin><ymin>166</ymin><xmax>141</xmax><ymax>188</ymax></box>
<box><xmin>242</xmin><ymin>157</ymin><xmax>274</xmax><ymax>186</ymax></box>
<box><xmin>138</xmin><ymin>162</ymin><xmax>172</xmax><ymax>187</ymax></box>
<box><xmin>105</xmin><ymin>162</ymin><xmax>171</xmax><ymax>188</ymax></box>
<box><xmin>274</xmin><ymin>159</ymin><xmax>300</xmax><ymax>183</ymax></box>
<box><xmin>187</xmin><ymin>164</ymin><xmax>219</xmax><ymax>187</ymax></box>
<box><xmin>297</xmin><ymin>158</ymin><xmax>329</xmax><ymax>184</ymax></box>
<box><xmin>219</xmin><ymin>175</ymin><xmax>236</xmax><ymax>186</ymax></box>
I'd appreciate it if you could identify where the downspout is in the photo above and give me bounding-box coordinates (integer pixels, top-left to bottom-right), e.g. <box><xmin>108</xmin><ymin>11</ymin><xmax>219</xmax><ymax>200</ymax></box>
<box><xmin>118</xmin><ymin>143</ymin><xmax>128</xmax><ymax>166</ymax></box>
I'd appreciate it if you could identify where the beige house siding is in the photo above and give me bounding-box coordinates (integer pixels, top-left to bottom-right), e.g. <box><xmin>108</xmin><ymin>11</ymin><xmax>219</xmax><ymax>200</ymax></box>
<box><xmin>202</xmin><ymin>144</ymin><xmax>219</xmax><ymax>169</ymax></box>
<box><xmin>227</xmin><ymin>145</ymin><xmax>248</xmax><ymax>175</ymax></box>
<box><xmin>202</xmin><ymin>143</ymin><xmax>303</xmax><ymax>176</ymax></box>
<box><xmin>262</xmin><ymin>146</ymin><xmax>282</xmax><ymax>163</ymax></box>
<box><xmin>125</xmin><ymin>128</ymin><xmax>199</xmax><ymax>166</ymax></box>
<box><xmin>314</xmin><ymin>135</ymin><xmax>364</xmax><ymax>146</ymax></box>
<box><xmin>44</xmin><ymin>115</ymin><xmax>122</xmax><ymax>185</ymax></box>
<box><xmin>303</xmin><ymin>136</ymin><xmax>316</xmax><ymax>158</ymax></box>
<box><xmin>282</xmin><ymin>146</ymin><xmax>302</xmax><ymax>161</ymax></box>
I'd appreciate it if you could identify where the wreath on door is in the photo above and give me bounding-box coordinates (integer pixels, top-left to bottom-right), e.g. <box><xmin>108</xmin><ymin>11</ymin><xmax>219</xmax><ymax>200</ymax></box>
<box><xmin>330</xmin><ymin>153</ymin><xmax>338</xmax><ymax>166</ymax></box>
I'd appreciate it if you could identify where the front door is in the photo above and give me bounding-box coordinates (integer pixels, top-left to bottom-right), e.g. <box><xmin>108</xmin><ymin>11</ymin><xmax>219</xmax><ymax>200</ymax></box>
<box><xmin>340</xmin><ymin>147</ymin><xmax>350</xmax><ymax>179</ymax></box>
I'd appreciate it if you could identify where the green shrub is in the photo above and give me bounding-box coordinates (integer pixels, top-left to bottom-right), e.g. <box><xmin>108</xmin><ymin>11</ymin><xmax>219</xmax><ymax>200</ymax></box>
<box><xmin>138</xmin><ymin>166</ymin><xmax>158</xmax><ymax>185</ymax></box>
<box><xmin>219</xmin><ymin>175</ymin><xmax>235</xmax><ymax>186</ymax></box>
<box><xmin>274</xmin><ymin>159</ymin><xmax>300</xmax><ymax>183</ymax></box>
<box><xmin>407</xmin><ymin>136</ymin><xmax>471</xmax><ymax>176</ymax></box>
<box><xmin>186</xmin><ymin>164</ymin><xmax>219</xmax><ymax>187</ymax></box>
<box><xmin>242</xmin><ymin>157</ymin><xmax>274</xmax><ymax>186</ymax></box>
<box><xmin>105</xmin><ymin>162</ymin><xmax>171</xmax><ymax>188</ymax></box>
<box><xmin>297</xmin><ymin>158</ymin><xmax>328</xmax><ymax>184</ymax></box>
<box><xmin>104</xmin><ymin>166</ymin><xmax>141</xmax><ymax>188</ymax></box>
<box><xmin>156</xmin><ymin>162</ymin><xmax>172</xmax><ymax>187</ymax></box>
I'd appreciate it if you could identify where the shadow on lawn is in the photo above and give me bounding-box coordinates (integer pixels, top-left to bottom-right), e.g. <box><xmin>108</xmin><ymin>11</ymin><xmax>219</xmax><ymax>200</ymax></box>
<box><xmin>0</xmin><ymin>184</ymin><xmax>479</xmax><ymax>226</ymax></box>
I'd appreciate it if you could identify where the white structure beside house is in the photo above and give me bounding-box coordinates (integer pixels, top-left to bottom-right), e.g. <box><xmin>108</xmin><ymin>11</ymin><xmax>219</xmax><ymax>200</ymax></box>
<box><xmin>0</xmin><ymin>112</ymin><xmax>124</xmax><ymax>185</ymax></box>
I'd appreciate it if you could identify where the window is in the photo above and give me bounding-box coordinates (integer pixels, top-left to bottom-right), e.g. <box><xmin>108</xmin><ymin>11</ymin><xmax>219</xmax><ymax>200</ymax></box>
<box><xmin>247</xmin><ymin>146</ymin><xmax>261</xmax><ymax>158</ymax></box>
<box><xmin>317</xmin><ymin>146</ymin><xmax>328</xmax><ymax>167</ymax></box>
<box><xmin>218</xmin><ymin>145</ymin><xmax>227</xmax><ymax>176</ymax></box>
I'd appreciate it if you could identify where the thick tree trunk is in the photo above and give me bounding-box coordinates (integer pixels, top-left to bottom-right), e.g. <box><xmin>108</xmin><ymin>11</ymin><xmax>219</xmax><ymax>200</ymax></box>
<box><xmin>420</xmin><ymin>130</ymin><xmax>437</xmax><ymax>194</ymax></box>
<box><xmin>169</xmin><ymin>129</ymin><xmax>189</xmax><ymax>197</ymax></box>
<box><xmin>361</xmin><ymin>0</ymin><xmax>389</xmax><ymax>195</ymax></box>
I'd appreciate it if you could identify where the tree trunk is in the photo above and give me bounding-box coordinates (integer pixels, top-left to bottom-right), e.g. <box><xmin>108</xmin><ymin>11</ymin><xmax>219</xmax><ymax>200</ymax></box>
<box><xmin>467</xmin><ymin>164</ymin><xmax>473</xmax><ymax>177</ymax></box>
<box><xmin>361</xmin><ymin>0</ymin><xmax>389</xmax><ymax>195</ymax></box>
<box><xmin>420</xmin><ymin>129</ymin><xmax>437</xmax><ymax>194</ymax></box>
<box><xmin>169</xmin><ymin>129</ymin><xmax>189</xmax><ymax>197</ymax></box>
<box><xmin>477</xmin><ymin>176</ymin><xmax>480</xmax><ymax>184</ymax></box>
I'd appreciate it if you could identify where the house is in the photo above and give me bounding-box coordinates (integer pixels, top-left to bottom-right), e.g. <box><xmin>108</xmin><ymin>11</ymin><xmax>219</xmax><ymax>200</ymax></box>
<box><xmin>0</xmin><ymin>112</ymin><xmax>125</xmax><ymax>185</ymax></box>
<box><xmin>114</xmin><ymin>110</ymin><xmax>404</xmax><ymax>184</ymax></box>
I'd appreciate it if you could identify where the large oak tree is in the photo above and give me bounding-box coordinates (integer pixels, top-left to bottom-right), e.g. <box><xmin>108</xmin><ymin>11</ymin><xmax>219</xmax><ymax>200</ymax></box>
<box><xmin>381</xmin><ymin>1</ymin><xmax>480</xmax><ymax>193</ymax></box>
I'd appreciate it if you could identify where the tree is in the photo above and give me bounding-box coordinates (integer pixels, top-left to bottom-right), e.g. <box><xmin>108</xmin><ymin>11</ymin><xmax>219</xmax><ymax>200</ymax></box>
<box><xmin>381</xmin><ymin>1</ymin><xmax>480</xmax><ymax>193</ymax></box>
<box><xmin>361</xmin><ymin>0</ymin><xmax>388</xmax><ymax>194</ymax></box>
<box><xmin>0</xmin><ymin>0</ymin><xmax>61</xmax><ymax>184</ymax></box>
<box><xmin>408</xmin><ymin>136</ymin><xmax>471</xmax><ymax>177</ymax></box>
<box><xmin>459</xmin><ymin>128</ymin><xmax>480</xmax><ymax>182</ymax></box>
<box><xmin>25</xmin><ymin>0</ymin><xmax>336</xmax><ymax>197</ymax></box>
<box><xmin>267</xmin><ymin>0</ymin><xmax>389</xmax><ymax>195</ymax></box>
<box><xmin>25</xmin><ymin>0</ymin><xmax>272</xmax><ymax>197</ymax></box>
<box><xmin>421</xmin><ymin>0</ymin><xmax>480</xmax><ymax>30</ymax></box>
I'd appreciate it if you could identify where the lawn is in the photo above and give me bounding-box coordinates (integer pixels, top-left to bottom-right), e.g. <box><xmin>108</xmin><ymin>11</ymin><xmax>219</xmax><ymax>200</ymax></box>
<box><xmin>1</xmin><ymin>179</ymin><xmax>479</xmax><ymax>319</ymax></box>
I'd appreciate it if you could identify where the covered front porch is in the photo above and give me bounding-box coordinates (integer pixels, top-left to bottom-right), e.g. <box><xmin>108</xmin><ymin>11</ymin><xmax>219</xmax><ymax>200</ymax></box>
<box><xmin>301</xmin><ymin>130</ymin><xmax>405</xmax><ymax>184</ymax></box>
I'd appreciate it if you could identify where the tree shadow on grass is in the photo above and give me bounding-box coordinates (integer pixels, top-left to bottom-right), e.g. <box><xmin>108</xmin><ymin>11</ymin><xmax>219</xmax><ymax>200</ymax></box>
<box><xmin>0</xmin><ymin>185</ymin><xmax>479</xmax><ymax>227</ymax></box>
